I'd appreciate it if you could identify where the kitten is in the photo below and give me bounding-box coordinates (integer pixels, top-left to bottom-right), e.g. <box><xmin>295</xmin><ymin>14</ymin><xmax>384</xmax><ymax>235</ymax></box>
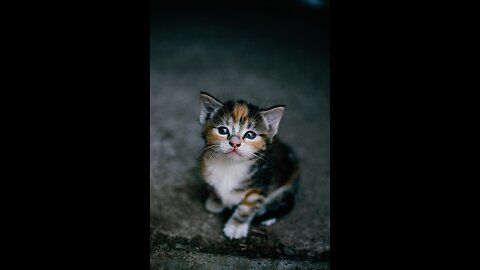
<box><xmin>199</xmin><ymin>92</ymin><xmax>300</xmax><ymax>239</ymax></box>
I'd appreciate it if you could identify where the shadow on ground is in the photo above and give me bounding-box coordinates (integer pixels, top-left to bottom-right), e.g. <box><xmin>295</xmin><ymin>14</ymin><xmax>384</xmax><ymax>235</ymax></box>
<box><xmin>150</xmin><ymin>6</ymin><xmax>330</xmax><ymax>269</ymax></box>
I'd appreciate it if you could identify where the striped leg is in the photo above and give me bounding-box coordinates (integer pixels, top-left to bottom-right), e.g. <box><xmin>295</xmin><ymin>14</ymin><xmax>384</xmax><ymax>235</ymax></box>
<box><xmin>223</xmin><ymin>190</ymin><xmax>265</xmax><ymax>239</ymax></box>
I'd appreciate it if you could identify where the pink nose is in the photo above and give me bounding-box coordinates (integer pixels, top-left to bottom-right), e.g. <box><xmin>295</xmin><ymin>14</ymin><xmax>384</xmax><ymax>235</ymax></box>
<box><xmin>229</xmin><ymin>136</ymin><xmax>241</xmax><ymax>148</ymax></box>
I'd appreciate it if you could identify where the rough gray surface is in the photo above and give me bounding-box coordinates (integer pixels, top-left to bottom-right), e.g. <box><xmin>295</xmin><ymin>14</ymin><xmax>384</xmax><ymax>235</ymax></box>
<box><xmin>151</xmin><ymin>248</ymin><xmax>329</xmax><ymax>270</ymax></box>
<box><xmin>150</xmin><ymin>11</ymin><xmax>329</xmax><ymax>268</ymax></box>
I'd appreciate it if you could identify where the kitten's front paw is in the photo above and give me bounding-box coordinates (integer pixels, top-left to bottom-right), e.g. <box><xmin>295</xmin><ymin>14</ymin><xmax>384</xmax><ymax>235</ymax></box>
<box><xmin>205</xmin><ymin>197</ymin><xmax>224</xmax><ymax>214</ymax></box>
<box><xmin>223</xmin><ymin>221</ymin><xmax>250</xmax><ymax>239</ymax></box>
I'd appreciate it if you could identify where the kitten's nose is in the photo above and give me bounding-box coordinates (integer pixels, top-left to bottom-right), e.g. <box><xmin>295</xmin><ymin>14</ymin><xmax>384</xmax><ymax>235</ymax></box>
<box><xmin>229</xmin><ymin>136</ymin><xmax>241</xmax><ymax>148</ymax></box>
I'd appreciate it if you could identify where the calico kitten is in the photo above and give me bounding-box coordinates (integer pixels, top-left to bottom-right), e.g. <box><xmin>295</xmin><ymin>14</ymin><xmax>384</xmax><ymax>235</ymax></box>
<box><xmin>199</xmin><ymin>92</ymin><xmax>300</xmax><ymax>239</ymax></box>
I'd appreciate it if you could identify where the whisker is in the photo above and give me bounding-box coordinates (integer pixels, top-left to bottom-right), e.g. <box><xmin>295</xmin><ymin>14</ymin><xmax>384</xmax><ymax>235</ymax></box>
<box><xmin>251</xmin><ymin>151</ymin><xmax>273</xmax><ymax>166</ymax></box>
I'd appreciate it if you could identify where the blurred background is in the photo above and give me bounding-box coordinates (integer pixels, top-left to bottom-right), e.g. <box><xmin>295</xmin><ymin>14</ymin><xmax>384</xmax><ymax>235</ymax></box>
<box><xmin>150</xmin><ymin>0</ymin><xmax>330</xmax><ymax>267</ymax></box>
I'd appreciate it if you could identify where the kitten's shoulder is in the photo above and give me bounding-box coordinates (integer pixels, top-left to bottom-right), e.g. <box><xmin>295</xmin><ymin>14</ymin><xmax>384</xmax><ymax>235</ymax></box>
<box><xmin>271</xmin><ymin>137</ymin><xmax>299</xmax><ymax>163</ymax></box>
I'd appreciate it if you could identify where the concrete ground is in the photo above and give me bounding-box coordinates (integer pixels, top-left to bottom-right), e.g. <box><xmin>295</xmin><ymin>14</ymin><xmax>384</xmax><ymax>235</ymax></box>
<box><xmin>150</xmin><ymin>9</ymin><xmax>329</xmax><ymax>269</ymax></box>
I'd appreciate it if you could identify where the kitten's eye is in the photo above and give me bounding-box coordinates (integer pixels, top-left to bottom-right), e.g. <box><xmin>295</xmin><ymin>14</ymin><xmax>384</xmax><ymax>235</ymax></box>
<box><xmin>218</xmin><ymin>127</ymin><xmax>229</xmax><ymax>136</ymax></box>
<box><xmin>244</xmin><ymin>131</ymin><xmax>257</xmax><ymax>140</ymax></box>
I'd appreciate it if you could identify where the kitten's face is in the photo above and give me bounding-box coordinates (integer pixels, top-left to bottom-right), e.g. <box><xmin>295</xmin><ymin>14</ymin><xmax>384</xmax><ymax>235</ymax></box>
<box><xmin>200</xmin><ymin>92</ymin><xmax>285</xmax><ymax>162</ymax></box>
<box><xmin>205</xmin><ymin>101</ymin><xmax>267</xmax><ymax>161</ymax></box>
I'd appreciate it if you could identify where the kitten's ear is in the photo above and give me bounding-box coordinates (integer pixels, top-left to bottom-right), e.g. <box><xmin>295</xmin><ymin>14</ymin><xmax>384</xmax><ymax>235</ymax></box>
<box><xmin>199</xmin><ymin>91</ymin><xmax>223</xmax><ymax>125</ymax></box>
<box><xmin>260</xmin><ymin>105</ymin><xmax>285</xmax><ymax>137</ymax></box>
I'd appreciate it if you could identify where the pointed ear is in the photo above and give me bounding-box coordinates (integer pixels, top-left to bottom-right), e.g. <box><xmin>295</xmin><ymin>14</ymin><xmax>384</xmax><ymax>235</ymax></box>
<box><xmin>260</xmin><ymin>105</ymin><xmax>285</xmax><ymax>137</ymax></box>
<box><xmin>199</xmin><ymin>91</ymin><xmax>223</xmax><ymax>125</ymax></box>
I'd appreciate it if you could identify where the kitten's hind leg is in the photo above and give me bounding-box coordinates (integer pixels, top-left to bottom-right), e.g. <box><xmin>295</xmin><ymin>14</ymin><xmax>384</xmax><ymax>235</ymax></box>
<box><xmin>253</xmin><ymin>188</ymin><xmax>296</xmax><ymax>226</ymax></box>
<box><xmin>205</xmin><ymin>190</ymin><xmax>224</xmax><ymax>214</ymax></box>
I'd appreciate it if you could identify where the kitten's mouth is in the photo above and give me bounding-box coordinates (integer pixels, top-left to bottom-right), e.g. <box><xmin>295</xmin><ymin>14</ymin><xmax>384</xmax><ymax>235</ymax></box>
<box><xmin>229</xmin><ymin>149</ymin><xmax>241</xmax><ymax>156</ymax></box>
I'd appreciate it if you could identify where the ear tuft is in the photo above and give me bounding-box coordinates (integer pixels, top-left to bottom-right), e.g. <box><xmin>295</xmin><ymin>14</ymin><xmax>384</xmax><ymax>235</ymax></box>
<box><xmin>199</xmin><ymin>91</ymin><xmax>223</xmax><ymax>125</ymax></box>
<box><xmin>260</xmin><ymin>105</ymin><xmax>285</xmax><ymax>137</ymax></box>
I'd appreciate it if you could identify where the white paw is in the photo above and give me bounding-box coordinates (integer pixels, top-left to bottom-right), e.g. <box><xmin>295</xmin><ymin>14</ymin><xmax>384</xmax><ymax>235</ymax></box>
<box><xmin>260</xmin><ymin>218</ymin><xmax>277</xmax><ymax>226</ymax></box>
<box><xmin>223</xmin><ymin>221</ymin><xmax>250</xmax><ymax>239</ymax></box>
<box><xmin>205</xmin><ymin>197</ymin><xmax>224</xmax><ymax>214</ymax></box>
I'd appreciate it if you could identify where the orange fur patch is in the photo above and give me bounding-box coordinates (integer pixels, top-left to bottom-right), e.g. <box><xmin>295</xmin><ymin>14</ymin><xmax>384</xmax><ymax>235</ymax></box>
<box><xmin>232</xmin><ymin>103</ymin><xmax>249</xmax><ymax>122</ymax></box>
<box><xmin>206</xmin><ymin>129</ymin><xmax>224</xmax><ymax>143</ymax></box>
<box><xmin>242</xmin><ymin>190</ymin><xmax>264</xmax><ymax>206</ymax></box>
<box><xmin>244</xmin><ymin>138</ymin><xmax>266</xmax><ymax>151</ymax></box>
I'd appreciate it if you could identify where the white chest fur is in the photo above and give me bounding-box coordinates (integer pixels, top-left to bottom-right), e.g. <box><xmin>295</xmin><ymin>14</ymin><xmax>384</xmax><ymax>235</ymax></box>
<box><xmin>203</xmin><ymin>158</ymin><xmax>254</xmax><ymax>208</ymax></box>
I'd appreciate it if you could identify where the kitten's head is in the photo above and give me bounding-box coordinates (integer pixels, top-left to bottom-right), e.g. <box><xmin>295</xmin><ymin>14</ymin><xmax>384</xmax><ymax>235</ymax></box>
<box><xmin>199</xmin><ymin>91</ymin><xmax>285</xmax><ymax>161</ymax></box>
